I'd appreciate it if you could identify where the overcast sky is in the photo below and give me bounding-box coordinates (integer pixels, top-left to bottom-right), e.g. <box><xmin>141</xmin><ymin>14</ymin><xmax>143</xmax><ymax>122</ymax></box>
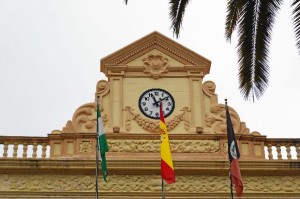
<box><xmin>0</xmin><ymin>0</ymin><xmax>299</xmax><ymax>138</ymax></box>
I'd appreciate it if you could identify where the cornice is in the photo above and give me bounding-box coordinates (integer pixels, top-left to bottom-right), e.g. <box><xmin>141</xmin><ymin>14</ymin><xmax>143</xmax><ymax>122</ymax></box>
<box><xmin>0</xmin><ymin>159</ymin><xmax>299</xmax><ymax>176</ymax></box>
<box><xmin>100</xmin><ymin>31</ymin><xmax>211</xmax><ymax>76</ymax></box>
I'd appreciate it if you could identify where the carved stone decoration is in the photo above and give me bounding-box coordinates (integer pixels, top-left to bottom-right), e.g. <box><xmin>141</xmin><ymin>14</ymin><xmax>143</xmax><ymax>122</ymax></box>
<box><xmin>244</xmin><ymin>176</ymin><xmax>300</xmax><ymax>193</ymax></box>
<box><xmin>96</xmin><ymin>80</ymin><xmax>110</xmax><ymax>98</ymax></box>
<box><xmin>123</xmin><ymin>106</ymin><xmax>133</xmax><ymax>131</ymax></box>
<box><xmin>102</xmin><ymin>32</ymin><xmax>211</xmax><ymax>69</ymax></box>
<box><xmin>143</xmin><ymin>53</ymin><xmax>168</xmax><ymax>79</ymax></box>
<box><xmin>3</xmin><ymin>174</ymin><xmax>300</xmax><ymax>194</ymax></box>
<box><xmin>202</xmin><ymin>81</ymin><xmax>216</xmax><ymax>96</ymax></box>
<box><xmin>203</xmin><ymin>104</ymin><xmax>250</xmax><ymax>135</ymax></box>
<box><xmin>6</xmin><ymin>175</ymin><xmax>95</xmax><ymax>191</ymax></box>
<box><xmin>181</xmin><ymin>107</ymin><xmax>191</xmax><ymax>131</ymax></box>
<box><xmin>108</xmin><ymin>139</ymin><xmax>219</xmax><ymax>153</ymax></box>
<box><xmin>123</xmin><ymin>106</ymin><xmax>191</xmax><ymax>133</ymax></box>
<box><xmin>62</xmin><ymin>102</ymin><xmax>108</xmax><ymax>133</ymax></box>
<box><xmin>79</xmin><ymin>141</ymin><xmax>93</xmax><ymax>153</ymax></box>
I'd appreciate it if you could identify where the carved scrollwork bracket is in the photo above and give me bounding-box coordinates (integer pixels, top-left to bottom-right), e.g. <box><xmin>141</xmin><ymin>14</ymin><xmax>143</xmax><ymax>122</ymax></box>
<box><xmin>61</xmin><ymin>102</ymin><xmax>108</xmax><ymax>133</ymax></box>
<box><xmin>203</xmin><ymin>103</ymin><xmax>250</xmax><ymax>135</ymax></box>
<box><xmin>202</xmin><ymin>81</ymin><xmax>216</xmax><ymax>96</ymax></box>
<box><xmin>95</xmin><ymin>80</ymin><xmax>110</xmax><ymax>100</ymax></box>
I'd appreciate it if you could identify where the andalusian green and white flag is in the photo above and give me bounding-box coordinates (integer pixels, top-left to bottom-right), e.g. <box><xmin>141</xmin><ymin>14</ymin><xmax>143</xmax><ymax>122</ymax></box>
<box><xmin>97</xmin><ymin>101</ymin><xmax>109</xmax><ymax>182</ymax></box>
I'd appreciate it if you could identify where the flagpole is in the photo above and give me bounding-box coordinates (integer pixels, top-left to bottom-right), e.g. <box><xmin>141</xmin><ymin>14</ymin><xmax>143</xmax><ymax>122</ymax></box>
<box><xmin>96</xmin><ymin>135</ymin><xmax>99</xmax><ymax>199</ymax></box>
<box><xmin>160</xmin><ymin>98</ymin><xmax>165</xmax><ymax>199</ymax></box>
<box><xmin>229</xmin><ymin>167</ymin><xmax>234</xmax><ymax>199</ymax></box>
<box><xmin>95</xmin><ymin>97</ymin><xmax>100</xmax><ymax>199</ymax></box>
<box><xmin>162</xmin><ymin>178</ymin><xmax>165</xmax><ymax>199</ymax></box>
<box><xmin>225</xmin><ymin>99</ymin><xmax>234</xmax><ymax>199</ymax></box>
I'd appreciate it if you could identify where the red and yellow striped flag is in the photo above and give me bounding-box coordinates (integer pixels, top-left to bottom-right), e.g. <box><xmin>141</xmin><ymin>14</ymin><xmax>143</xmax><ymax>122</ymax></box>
<box><xmin>160</xmin><ymin>101</ymin><xmax>175</xmax><ymax>184</ymax></box>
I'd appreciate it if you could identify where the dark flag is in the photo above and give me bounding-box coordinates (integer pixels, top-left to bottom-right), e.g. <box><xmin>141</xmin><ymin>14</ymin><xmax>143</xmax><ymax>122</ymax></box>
<box><xmin>225</xmin><ymin>100</ymin><xmax>243</xmax><ymax>198</ymax></box>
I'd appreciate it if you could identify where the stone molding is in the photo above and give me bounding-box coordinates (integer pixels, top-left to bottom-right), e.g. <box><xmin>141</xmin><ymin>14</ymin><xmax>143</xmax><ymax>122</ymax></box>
<box><xmin>108</xmin><ymin>139</ymin><xmax>219</xmax><ymax>153</ymax></box>
<box><xmin>1</xmin><ymin>174</ymin><xmax>300</xmax><ymax>195</ymax></box>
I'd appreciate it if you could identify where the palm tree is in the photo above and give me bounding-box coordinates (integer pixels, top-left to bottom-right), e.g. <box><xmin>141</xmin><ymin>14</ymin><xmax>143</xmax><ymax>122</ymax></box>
<box><xmin>125</xmin><ymin>0</ymin><xmax>300</xmax><ymax>101</ymax></box>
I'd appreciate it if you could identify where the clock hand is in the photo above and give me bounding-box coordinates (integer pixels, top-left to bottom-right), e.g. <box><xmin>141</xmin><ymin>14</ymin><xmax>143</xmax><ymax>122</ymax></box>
<box><xmin>152</xmin><ymin>96</ymin><xmax>159</xmax><ymax>107</ymax></box>
<box><xmin>161</xmin><ymin>96</ymin><xmax>169</xmax><ymax>101</ymax></box>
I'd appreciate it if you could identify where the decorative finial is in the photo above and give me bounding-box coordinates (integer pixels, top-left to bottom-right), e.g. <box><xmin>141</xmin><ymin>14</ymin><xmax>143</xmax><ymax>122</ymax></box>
<box><xmin>225</xmin><ymin>98</ymin><xmax>228</xmax><ymax>105</ymax></box>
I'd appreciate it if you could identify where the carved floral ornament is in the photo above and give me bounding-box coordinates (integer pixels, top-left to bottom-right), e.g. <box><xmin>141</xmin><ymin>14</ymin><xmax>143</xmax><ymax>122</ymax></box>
<box><xmin>123</xmin><ymin>106</ymin><xmax>191</xmax><ymax>133</ymax></box>
<box><xmin>203</xmin><ymin>103</ymin><xmax>253</xmax><ymax>135</ymax></box>
<box><xmin>3</xmin><ymin>174</ymin><xmax>300</xmax><ymax>193</ymax></box>
<box><xmin>108</xmin><ymin>139</ymin><xmax>219</xmax><ymax>153</ymax></box>
<box><xmin>124</xmin><ymin>102</ymin><xmax>253</xmax><ymax>135</ymax></box>
<box><xmin>143</xmin><ymin>53</ymin><xmax>168</xmax><ymax>79</ymax></box>
<box><xmin>79</xmin><ymin>140</ymin><xmax>93</xmax><ymax>153</ymax></box>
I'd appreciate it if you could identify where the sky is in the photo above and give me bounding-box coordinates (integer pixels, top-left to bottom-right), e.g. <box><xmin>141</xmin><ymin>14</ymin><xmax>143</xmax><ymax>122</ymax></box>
<box><xmin>0</xmin><ymin>0</ymin><xmax>299</xmax><ymax>139</ymax></box>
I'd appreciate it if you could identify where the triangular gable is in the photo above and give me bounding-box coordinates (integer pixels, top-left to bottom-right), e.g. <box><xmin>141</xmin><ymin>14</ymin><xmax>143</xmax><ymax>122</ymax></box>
<box><xmin>100</xmin><ymin>31</ymin><xmax>211</xmax><ymax>77</ymax></box>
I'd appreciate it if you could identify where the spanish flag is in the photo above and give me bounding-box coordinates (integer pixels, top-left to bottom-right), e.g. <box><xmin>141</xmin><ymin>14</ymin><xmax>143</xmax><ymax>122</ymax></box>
<box><xmin>160</xmin><ymin>101</ymin><xmax>175</xmax><ymax>184</ymax></box>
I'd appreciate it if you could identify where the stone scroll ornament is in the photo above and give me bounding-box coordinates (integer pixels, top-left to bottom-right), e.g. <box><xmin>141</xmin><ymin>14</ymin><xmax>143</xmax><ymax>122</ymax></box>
<box><xmin>60</xmin><ymin>80</ymin><xmax>109</xmax><ymax>134</ymax></box>
<box><xmin>203</xmin><ymin>103</ymin><xmax>251</xmax><ymax>135</ymax></box>
<box><xmin>61</xmin><ymin>102</ymin><xmax>107</xmax><ymax>133</ymax></box>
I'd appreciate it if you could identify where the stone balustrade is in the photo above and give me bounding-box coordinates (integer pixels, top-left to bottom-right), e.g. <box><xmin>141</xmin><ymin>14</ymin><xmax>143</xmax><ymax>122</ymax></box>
<box><xmin>0</xmin><ymin>136</ymin><xmax>49</xmax><ymax>158</ymax></box>
<box><xmin>265</xmin><ymin>138</ymin><xmax>300</xmax><ymax>160</ymax></box>
<box><xmin>0</xmin><ymin>134</ymin><xmax>300</xmax><ymax>160</ymax></box>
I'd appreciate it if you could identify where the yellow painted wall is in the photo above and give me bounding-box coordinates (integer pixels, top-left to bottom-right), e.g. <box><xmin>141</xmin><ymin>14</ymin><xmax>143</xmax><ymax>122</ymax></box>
<box><xmin>123</xmin><ymin>77</ymin><xmax>190</xmax><ymax>133</ymax></box>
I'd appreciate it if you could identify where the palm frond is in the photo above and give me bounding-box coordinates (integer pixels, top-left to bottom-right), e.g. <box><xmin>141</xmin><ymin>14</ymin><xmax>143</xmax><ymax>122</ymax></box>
<box><xmin>237</xmin><ymin>0</ymin><xmax>281</xmax><ymax>101</ymax></box>
<box><xmin>225</xmin><ymin>0</ymin><xmax>242</xmax><ymax>42</ymax></box>
<box><xmin>253</xmin><ymin>0</ymin><xmax>282</xmax><ymax>99</ymax></box>
<box><xmin>237</xmin><ymin>1</ymin><xmax>256</xmax><ymax>100</ymax></box>
<box><xmin>169</xmin><ymin>0</ymin><xmax>190</xmax><ymax>38</ymax></box>
<box><xmin>292</xmin><ymin>0</ymin><xmax>300</xmax><ymax>53</ymax></box>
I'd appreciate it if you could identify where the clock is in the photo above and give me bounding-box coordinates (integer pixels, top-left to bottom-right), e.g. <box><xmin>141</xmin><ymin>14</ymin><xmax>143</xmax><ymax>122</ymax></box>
<box><xmin>138</xmin><ymin>88</ymin><xmax>175</xmax><ymax>119</ymax></box>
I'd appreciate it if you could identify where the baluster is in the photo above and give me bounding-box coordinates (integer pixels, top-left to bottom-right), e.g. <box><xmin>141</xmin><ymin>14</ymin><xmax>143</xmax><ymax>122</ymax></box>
<box><xmin>23</xmin><ymin>143</ymin><xmax>28</xmax><ymax>158</ymax></box>
<box><xmin>267</xmin><ymin>144</ymin><xmax>273</xmax><ymax>160</ymax></box>
<box><xmin>32</xmin><ymin>142</ymin><xmax>37</xmax><ymax>158</ymax></box>
<box><xmin>13</xmin><ymin>142</ymin><xmax>18</xmax><ymax>158</ymax></box>
<box><xmin>42</xmin><ymin>143</ymin><xmax>47</xmax><ymax>158</ymax></box>
<box><xmin>286</xmin><ymin>144</ymin><xmax>292</xmax><ymax>160</ymax></box>
<box><xmin>3</xmin><ymin>142</ymin><xmax>8</xmax><ymax>158</ymax></box>
<box><xmin>296</xmin><ymin>144</ymin><xmax>300</xmax><ymax>160</ymax></box>
<box><xmin>276</xmin><ymin>144</ymin><xmax>282</xmax><ymax>160</ymax></box>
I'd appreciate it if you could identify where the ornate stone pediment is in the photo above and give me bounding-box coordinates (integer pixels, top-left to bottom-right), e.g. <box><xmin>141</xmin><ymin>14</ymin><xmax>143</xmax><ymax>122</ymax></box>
<box><xmin>100</xmin><ymin>31</ymin><xmax>211</xmax><ymax>77</ymax></box>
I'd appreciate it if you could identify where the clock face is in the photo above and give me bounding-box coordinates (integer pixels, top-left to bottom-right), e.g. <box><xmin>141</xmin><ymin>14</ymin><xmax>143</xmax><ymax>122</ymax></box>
<box><xmin>138</xmin><ymin>88</ymin><xmax>175</xmax><ymax>119</ymax></box>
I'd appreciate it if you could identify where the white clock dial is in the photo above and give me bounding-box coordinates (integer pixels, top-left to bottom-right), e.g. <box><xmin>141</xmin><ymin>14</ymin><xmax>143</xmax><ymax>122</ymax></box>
<box><xmin>138</xmin><ymin>88</ymin><xmax>175</xmax><ymax>119</ymax></box>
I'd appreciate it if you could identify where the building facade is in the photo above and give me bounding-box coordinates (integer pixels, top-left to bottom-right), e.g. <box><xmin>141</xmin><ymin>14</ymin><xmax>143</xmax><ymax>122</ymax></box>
<box><xmin>0</xmin><ymin>32</ymin><xmax>299</xmax><ymax>198</ymax></box>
